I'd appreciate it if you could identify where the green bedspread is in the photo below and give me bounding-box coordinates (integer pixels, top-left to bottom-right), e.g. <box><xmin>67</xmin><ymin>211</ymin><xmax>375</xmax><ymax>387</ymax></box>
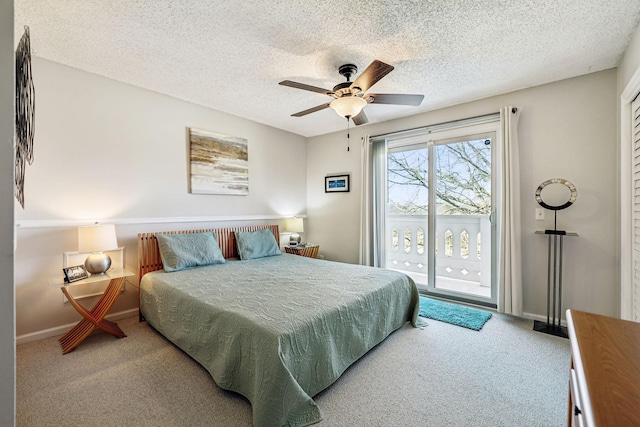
<box><xmin>140</xmin><ymin>254</ymin><xmax>420</xmax><ymax>426</ymax></box>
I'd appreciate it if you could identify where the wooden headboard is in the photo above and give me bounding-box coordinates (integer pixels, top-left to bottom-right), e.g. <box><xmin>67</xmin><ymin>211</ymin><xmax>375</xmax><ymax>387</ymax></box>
<box><xmin>137</xmin><ymin>224</ymin><xmax>280</xmax><ymax>282</ymax></box>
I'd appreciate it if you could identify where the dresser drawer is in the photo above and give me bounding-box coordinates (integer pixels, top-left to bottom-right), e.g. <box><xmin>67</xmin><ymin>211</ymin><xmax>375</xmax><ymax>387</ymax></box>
<box><xmin>569</xmin><ymin>368</ymin><xmax>585</xmax><ymax>427</ymax></box>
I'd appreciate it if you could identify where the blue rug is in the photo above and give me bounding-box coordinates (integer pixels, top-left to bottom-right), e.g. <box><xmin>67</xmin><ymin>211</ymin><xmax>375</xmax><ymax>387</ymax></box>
<box><xmin>418</xmin><ymin>297</ymin><xmax>492</xmax><ymax>331</ymax></box>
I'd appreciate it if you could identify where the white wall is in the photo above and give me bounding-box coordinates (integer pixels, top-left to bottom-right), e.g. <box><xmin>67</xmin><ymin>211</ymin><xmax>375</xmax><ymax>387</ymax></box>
<box><xmin>1</xmin><ymin>0</ymin><xmax>15</xmax><ymax>424</ymax></box>
<box><xmin>15</xmin><ymin>58</ymin><xmax>307</xmax><ymax>338</ymax></box>
<box><xmin>618</xmin><ymin>24</ymin><xmax>640</xmax><ymax>90</ymax></box>
<box><xmin>19</xmin><ymin>58</ymin><xmax>307</xmax><ymax>222</ymax></box>
<box><xmin>307</xmin><ymin>69</ymin><xmax>619</xmax><ymax>319</ymax></box>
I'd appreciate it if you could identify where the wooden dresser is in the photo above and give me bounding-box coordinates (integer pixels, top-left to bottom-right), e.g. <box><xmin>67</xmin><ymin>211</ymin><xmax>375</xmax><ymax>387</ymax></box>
<box><xmin>566</xmin><ymin>309</ymin><xmax>640</xmax><ymax>427</ymax></box>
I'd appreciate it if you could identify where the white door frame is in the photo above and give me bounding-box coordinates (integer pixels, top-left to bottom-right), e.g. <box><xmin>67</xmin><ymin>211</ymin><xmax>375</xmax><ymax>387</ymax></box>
<box><xmin>620</xmin><ymin>66</ymin><xmax>640</xmax><ymax>321</ymax></box>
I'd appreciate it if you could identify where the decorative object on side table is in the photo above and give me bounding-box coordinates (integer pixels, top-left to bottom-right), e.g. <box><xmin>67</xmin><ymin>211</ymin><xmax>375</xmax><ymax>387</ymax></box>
<box><xmin>285</xmin><ymin>244</ymin><xmax>319</xmax><ymax>258</ymax></box>
<box><xmin>325</xmin><ymin>174</ymin><xmax>350</xmax><ymax>193</ymax></box>
<box><xmin>535</xmin><ymin>178</ymin><xmax>577</xmax><ymax>235</ymax></box>
<box><xmin>534</xmin><ymin>178</ymin><xmax>578</xmax><ymax>339</ymax></box>
<box><xmin>78</xmin><ymin>224</ymin><xmax>119</xmax><ymax>275</ymax></box>
<box><xmin>63</xmin><ymin>265</ymin><xmax>88</xmax><ymax>283</ymax></box>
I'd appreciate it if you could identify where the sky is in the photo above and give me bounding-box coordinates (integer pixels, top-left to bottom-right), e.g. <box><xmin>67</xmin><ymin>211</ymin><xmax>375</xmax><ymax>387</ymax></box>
<box><xmin>387</xmin><ymin>138</ymin><xmax>492</xmax><ymax>215</ymax></box>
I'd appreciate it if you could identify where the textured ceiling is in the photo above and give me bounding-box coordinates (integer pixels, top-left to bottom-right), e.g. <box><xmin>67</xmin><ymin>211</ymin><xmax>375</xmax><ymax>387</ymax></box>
<box><xmin>15</xmin><ymin>1</ymin><xmax>640</xmax><ymax>137</ymax></box>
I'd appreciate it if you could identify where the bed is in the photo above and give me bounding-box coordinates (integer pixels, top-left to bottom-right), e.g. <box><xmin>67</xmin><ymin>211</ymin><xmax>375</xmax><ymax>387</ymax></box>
<box><xmin>138</xmin><ymin>225</ymin><xmax>421</xmax><ymax>426</ymax></box>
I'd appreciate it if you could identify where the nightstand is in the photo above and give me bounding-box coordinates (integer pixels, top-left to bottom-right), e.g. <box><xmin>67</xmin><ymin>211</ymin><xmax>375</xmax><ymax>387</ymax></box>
<box><xmin>285</xmin><ymin>245</ymin><xmax>319</xmax><ymax>258</ymax></box>
<box><xmin>55</xmin><ymin>268</ymin><xmax>134</xmax><ymax>354</ymax></box>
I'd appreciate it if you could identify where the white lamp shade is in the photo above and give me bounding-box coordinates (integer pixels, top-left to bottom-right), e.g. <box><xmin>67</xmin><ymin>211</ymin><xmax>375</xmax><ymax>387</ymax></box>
<box><xmin>330</xmin><ymin>97</ymin><xmax>367</xmax><ymax>118</ymax></box>
<box><xmin>285</xmin><ymin>217</ymin><xmax>304</xmax><ymax>233</ymax></box>
<box><xmin>78</xmin><ymin>224</ymin><xmax>118</xmax><ymax>253</ymax></box>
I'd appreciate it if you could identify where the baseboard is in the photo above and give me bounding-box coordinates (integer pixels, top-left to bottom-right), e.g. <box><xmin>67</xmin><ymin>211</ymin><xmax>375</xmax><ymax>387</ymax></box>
<box><xmin>16</xmin><ymin>308</ymin><xmax>139</xmax><ymax>345</ymax></box>
<box><xmin>521</xmin><ymin>311</ymin><xmax>567</xmax><ymax>328</ymax></box>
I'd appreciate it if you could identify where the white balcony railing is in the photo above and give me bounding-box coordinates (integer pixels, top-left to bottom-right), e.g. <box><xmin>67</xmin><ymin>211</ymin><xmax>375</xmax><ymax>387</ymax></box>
<box><xmin>386</xmin><ymin>214</ymin><xmax>491</xmax><ymax>289</ymax></box>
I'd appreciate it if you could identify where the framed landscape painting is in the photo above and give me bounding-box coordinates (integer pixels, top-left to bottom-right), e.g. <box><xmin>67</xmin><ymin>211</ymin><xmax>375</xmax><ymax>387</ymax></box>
<box><xmin>189</xmin><ymin>128</ymin><xmax>249</xmax><ymax>195</ymax></box>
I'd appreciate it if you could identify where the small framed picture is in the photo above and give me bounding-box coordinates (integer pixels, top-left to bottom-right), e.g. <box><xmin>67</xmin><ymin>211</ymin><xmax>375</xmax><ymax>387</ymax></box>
<box><xmin>325</xmin><ymin>174</ymin><xmax>350</xmax><ymax>193</ymax></box>
<box><xmin>63</xmin><ymin>265</ymin><xmax>89</xmax><ymax>283</ymax></box>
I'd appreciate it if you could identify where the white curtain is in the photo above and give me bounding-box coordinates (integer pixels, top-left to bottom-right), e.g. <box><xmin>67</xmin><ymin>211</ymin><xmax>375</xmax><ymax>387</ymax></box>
<box><xmin>498</xmin><ymin>106</ymin><xmax>523</xmax><ymax>315</ymax></box>
<box><xmin>359</xmin><ymin>135</ymin><xmax>386</xmax><ymax>267</ymax></box>
<box><xmin>359</xmin><ymin>135</ymin><xmax>373</xmax><ymax>266</ymax></box>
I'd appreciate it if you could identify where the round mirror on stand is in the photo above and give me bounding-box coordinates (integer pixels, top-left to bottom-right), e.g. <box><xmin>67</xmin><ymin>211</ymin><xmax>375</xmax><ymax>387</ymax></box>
<box><xmin>535</xmin><ymin>178</ymin><xmax>577</xmax><ymax>235</ymax></box>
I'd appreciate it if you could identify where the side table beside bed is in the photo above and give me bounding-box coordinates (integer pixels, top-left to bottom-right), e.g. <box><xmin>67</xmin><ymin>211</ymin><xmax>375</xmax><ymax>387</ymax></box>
<box><xmin>284</xmin><ymin>244</ymin><xmax>319</xmax><ymax>258</ymax></box>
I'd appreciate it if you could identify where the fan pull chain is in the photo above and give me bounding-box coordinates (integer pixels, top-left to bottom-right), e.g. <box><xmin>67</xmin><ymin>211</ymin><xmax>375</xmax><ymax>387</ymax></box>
<box><xmin>346</xmin><ymin>117</ymin><xmax>350</xmax><ymax>152</ymax></box>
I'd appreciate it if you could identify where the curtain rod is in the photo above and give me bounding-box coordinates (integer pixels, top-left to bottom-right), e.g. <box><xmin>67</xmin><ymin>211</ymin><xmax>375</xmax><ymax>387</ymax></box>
<box><xmin>369</xmin><ymin>110</ymin><xmax>509</xmax><ymax>141</ymax></box>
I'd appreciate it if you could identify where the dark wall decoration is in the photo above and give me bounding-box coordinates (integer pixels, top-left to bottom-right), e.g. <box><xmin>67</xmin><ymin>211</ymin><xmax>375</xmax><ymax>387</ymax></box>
<box><xmin>15</xmin><ymin>26</ymin><xmax>35</xmax><ymax>209</ymax></box>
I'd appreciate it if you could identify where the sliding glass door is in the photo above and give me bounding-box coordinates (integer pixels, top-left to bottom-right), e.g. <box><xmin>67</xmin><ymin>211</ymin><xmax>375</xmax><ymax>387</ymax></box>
<box><xmin>385</xmin><ymin>131</ymin><xmax>496</xmax><ymax>305</ymax></box>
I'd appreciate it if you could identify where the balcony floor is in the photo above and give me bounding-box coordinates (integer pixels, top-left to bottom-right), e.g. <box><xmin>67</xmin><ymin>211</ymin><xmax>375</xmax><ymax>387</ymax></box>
<box><xmin>391</xmin><ymin>269</ymin><xmax>491</xmax><ymax>298</ymax></box>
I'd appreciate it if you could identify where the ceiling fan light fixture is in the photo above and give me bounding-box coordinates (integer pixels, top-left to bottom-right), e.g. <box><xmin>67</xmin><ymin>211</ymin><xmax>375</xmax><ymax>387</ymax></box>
<box><xmin>330</xmin><ymin>96</ymin><xmax>367</xmax><ymax>118</ymax></box>
<box><xmin>282</xmin><ymin>60</ymin><xmax>422</xmax><ymax>124</ymax></box>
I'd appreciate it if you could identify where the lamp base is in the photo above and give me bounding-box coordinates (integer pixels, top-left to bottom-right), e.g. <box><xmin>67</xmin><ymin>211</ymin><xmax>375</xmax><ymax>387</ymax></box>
<box><xmin>84</xmin><ymin>252</ymin><xmax>112</xmax><ymax>275</ymax></box>
<box><xmin>289</xmin><ymin>233</ymin><xmax>301</xmax><ymax>244</ymax></box>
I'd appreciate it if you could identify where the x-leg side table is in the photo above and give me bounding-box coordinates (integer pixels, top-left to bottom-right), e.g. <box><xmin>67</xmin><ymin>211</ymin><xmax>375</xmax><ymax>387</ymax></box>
<box><xmin>58</xmin><ymin>270</ymin><xmax>131</xmax><ymax>354</ymax></box>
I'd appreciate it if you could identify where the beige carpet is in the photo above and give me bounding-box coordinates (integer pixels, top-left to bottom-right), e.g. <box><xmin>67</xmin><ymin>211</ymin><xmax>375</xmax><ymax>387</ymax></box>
<box><xmin>17</xmin><ymin>312</ymin><xmax>570</xmax><ymax>426</ymax></box>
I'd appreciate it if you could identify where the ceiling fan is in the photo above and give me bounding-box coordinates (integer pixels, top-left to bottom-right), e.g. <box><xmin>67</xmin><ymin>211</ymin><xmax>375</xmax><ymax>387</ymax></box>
<box><xmin>279</xmin><ymin>60</ymin><xmax>424</xmax><ymax>125</ymax></box>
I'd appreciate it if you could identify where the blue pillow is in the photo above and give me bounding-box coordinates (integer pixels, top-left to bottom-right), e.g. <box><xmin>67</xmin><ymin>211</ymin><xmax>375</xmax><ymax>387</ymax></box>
<box><xmin>156</xmin><ymin>232</ymin><xmax>225</xmax><ymax>272</ymax></box>
<box><xmin>235</xmin><ymin>229</ymin><xmax>282</xmax><ymax>260</ymax></box>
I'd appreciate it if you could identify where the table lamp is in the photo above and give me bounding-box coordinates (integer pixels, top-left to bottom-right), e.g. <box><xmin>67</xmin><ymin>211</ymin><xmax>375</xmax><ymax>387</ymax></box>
<box><xmin>78</xmin><ymin>224</ymin><xmax>118</xmax><ymax>275</ymax></box>
<box><xmin>285</xmin><ymin>217</ymin><xmax>304</xmax><ymax>245</ymax></box>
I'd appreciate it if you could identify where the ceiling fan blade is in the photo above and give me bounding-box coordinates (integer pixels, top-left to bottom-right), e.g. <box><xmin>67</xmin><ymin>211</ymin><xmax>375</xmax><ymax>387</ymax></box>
<box><xmin>279</xmin><ymin>80</ymin><xmax>334</xmax><ymax>95</ymax></box>
<box><xmin>352</xmin><ymin>110</ymin><xmax>369</xmax><ymax>126</ymax></box>
<box><xmin>367</xmin><ymin>93</ymin><xmax>424</xmax><ymax>106</ymax></box>
<box><xmin>291</xmin><ymin>102</ymin><xmax>332</xmax><ymax>117</ymax></box>
<box><xmin>350</xmin><ymin>60</ymin><xmax>394</xmax><ymax>92</ymax></box>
